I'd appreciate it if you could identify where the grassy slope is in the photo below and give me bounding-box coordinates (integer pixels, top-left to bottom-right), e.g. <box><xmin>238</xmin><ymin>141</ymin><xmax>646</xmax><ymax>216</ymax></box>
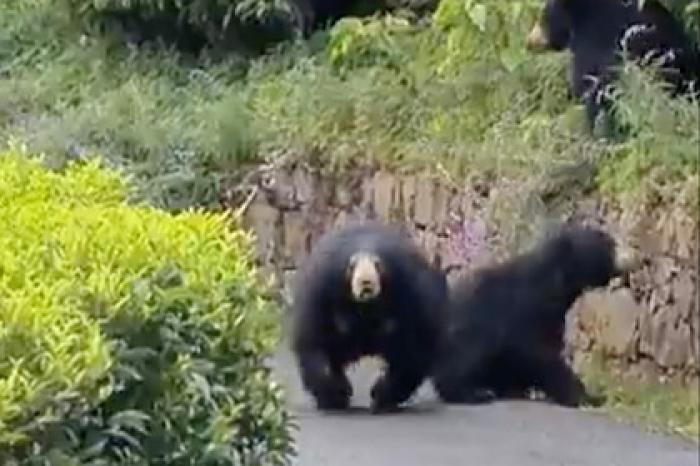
<box><xmin>2</xmin><ymin>2</ymin><xmax>697</xmax><ymax>211</ymax></box>
<box><xmin>0</xmin><ymin>0</ymin><xmax>697</xmax><ymax>440</ymax></box>
<box><xmin>580</xmin><ymin>356</ymin><xmax>699</xmax><ymax>443</ymax></box>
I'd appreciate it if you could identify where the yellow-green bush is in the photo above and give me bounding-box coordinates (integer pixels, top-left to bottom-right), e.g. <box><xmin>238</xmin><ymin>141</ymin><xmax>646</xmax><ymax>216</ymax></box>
<box><xmin>0</xmin><ymin>148</ymin><xmax>294</xmax><ymax>465</ymax></box>
<box><xmin>432</xmin><ymin>0</ymin><xmax>541</xmax><ymax>73</ymax></box>
<box><xmin>326</xmin><ymin>15</ymin><xmax>415</xmax><ymax>73</ymax></box>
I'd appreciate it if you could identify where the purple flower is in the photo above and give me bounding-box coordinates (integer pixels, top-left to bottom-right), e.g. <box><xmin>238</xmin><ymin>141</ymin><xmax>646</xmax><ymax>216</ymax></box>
<box><xmin>446</xmin><ymin>215</ymin><xmax>488</xmax><ymax>267</ymax></box>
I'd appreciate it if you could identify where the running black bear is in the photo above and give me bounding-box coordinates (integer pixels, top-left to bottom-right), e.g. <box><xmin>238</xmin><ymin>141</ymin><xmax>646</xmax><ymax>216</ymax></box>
<box><xmin>290</xmin><ymin>221</ymin><xmax>448</xmax><ymax>413</ymax></box>
<box><xmin>526</xmin><ymin>0</ymin><xmax>699</xmax><ymax>131</ymax></box>
<box><xmin>432</xmin><ymin>224</ymin><xmax>640</xmax><ymax>407</ymax></box>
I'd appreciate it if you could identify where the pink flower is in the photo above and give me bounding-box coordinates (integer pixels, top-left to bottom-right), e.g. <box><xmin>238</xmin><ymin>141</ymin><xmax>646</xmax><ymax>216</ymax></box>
<box><xmin>447</xmin><ymin>216</ymin><xmax>488</xmax><ymax>267</ymax></box>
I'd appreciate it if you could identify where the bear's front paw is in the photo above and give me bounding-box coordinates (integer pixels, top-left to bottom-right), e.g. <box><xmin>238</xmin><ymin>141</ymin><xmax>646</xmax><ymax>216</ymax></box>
<box><xmin>314</xmin><ymin>374</ymin><xmax>352</xmax><ymax>411</ymax></box>
<box><xmin>369</xmin><ymin>375</ymin><xmax>401</xmax><ymax>414</ymax></box>
<box><xmin>315</xmin><ymin>392</ymin><xmax>350</xmax><ymax>411</ymax></box>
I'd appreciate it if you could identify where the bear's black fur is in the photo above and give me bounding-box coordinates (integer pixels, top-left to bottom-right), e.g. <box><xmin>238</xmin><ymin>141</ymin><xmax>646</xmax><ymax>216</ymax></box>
<box><xmin>431</xmin><ymin>224</ymin><xmax>639</xmax><ymax>407</ymax></box>
<box><xmin>527</xmin><ymin>0</ymin><xmax>699</xmax><ymax>132</ymax></box>
<box><xmin>290</xmin><ymin>221</ymin><xmax>448</xmax><ymax>413</ymax></box>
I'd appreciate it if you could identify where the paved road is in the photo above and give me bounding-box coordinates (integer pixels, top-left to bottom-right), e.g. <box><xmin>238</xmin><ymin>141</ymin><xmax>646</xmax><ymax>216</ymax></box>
<box><xmin>272</xmin><ymin>350</ymin><xmax>698</xmax><ymax>466</ymax></box>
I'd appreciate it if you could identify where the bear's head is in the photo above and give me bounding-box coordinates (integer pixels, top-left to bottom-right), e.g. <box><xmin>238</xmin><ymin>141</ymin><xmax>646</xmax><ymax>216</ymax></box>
<box><xmin>346</xmin><ymin>251</ymin><xmax>385</xmax><ymax>303</ymax></box>
<box><xmin>545</xmin><ymin>225</ymin><xmax>642</xmax><ymax>291</ymax></box>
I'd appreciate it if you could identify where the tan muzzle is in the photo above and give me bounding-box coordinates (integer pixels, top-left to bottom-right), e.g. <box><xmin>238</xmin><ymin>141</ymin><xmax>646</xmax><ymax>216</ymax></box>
<box><xmin>526</xmin><ymin>22</ymin><xmax>549</xmax><ymax>51</ymax></box>
<box><xmin>349</xmin><ymin>252</ymin><xmax>382</xmax><ymax>303</ymax></box>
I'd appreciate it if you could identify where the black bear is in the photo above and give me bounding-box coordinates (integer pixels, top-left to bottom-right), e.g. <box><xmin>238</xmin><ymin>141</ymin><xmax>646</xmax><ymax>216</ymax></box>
<box><xmin>290</xmin><ymin>221</ymin><xmax>448</xmax><ymax>413</ymax></box>
<box><xmin>526</xmin><ymin>0</ymin><xmax>699</xmax><ymax>132</ymax></box>
<box><xmin>431</xmin><ymin>224</ymin><xmax>640</xmax><ymax>407</ymax></box>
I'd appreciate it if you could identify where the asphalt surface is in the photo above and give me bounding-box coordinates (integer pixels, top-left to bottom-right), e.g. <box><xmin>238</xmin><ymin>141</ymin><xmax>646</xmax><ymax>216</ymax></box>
<box><xmin>272</xmin><ymin>350</ymin><xmax>698</xmax><ymax>466</ymax></box>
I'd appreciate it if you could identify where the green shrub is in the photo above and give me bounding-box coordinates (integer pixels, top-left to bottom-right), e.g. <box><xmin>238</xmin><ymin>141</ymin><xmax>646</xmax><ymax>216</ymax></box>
<box><xmin>0</xmin><ymin>147</ymin><xmax>295</xmax><ymax>465</ymax></box>
<box><xmin>247</xmin><ymin>0</ymin><xmax>572</xmax><ymax>172</ymax></box>
<box><xmin>326</xmin><ymin>14</ymin><xmax>415</xmax><ymax>73</ymax></box>
<box><xmin>0</xmin><ymin>0</ymin><xmax>696</xmax><ymax>215</ymax></box>
<box><xmin>63</xmin><ymin>0</ymin><xmax>303</xmax><ymax>54</ymax></box>
<box><xmin>432</xmin><ymin>0</ymin><xmax>541</xmax><ymax>73</ymax></box>
<box><xmin>595</xmin><ymin>60</ymin><xmax>700</xmax><ymax>197</ymax></box>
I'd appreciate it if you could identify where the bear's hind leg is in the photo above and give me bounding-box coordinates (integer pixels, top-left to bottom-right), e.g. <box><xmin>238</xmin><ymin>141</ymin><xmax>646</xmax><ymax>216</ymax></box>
<box><xmin>525</xmin><ymin>352</ymin><xmax>593</xmax><ymax>408</ymax></box>
<box><xmin>369</xmin><ymin>342</ymin><xmax>435</xmax><ymax>413</ymax></box>
<box><xmin>431</xmin><ymin>338</ymin><xmax>495</xmax><ymax>405</ymax></box>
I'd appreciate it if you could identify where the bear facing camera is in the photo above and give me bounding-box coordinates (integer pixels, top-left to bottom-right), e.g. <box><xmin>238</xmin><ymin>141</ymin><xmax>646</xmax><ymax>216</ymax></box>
<box><xmin>290</xmin><ymin>221</ymin><xmax>448</xmax><ymax>413</ymax></box>
<box><xmin>347</xmin><ymin>251</ymin><xmax>384</xmax><ymax>302</ymax></box>
<box><xmin>432</xmin><ymin>224</ymin><xmax>642</xmax><ymax>408</ymax></box>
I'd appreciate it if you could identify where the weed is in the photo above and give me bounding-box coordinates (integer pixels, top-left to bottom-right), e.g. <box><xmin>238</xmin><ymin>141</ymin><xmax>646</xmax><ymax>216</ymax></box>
<box><xmin>580</xmin><ymin>355</ymin><xmax>699</xmax><ymax>443</ymax></box>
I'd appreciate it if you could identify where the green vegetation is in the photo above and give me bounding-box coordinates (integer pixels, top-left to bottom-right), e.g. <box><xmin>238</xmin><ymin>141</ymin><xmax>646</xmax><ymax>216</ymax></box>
<box><xmin>580</xmin><ymin>357</ymin><xmax>699</xmax><ymax>443</ymax></box>
<box><xmin>63</xmin><ymin>0</ymin><xmax>303</xmax><ymax>56</ymax></box>
<box><xmin>1</xmin><ymin>0</ymin><xmax>696</xmax><ymax>213</ymax></box>
<box><xmin>0</xmin><ymin>148</ymin><xmax>294</xmax><ymax>464</ymax></box>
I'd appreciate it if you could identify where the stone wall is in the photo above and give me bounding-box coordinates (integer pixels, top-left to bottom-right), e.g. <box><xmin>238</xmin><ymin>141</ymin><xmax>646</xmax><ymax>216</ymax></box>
<box><xmin>569</xmin><ymin>201</ymin><xmax>698</xmax><ymax>384</ymax></box>
<box><xmin>229</xmin><ymin>162</ymin><xmax>699</xmax><ymax>385</ymax></box>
